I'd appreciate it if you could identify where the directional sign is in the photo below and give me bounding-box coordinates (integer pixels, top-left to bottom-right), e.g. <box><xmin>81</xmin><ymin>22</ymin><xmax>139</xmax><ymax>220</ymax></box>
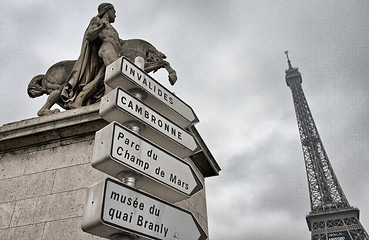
<box><xmin>92</xmin><ymin>122</ymin><xmax>203</xmax><ymax>203</ymax></box>
<box><xmin>99</xmin><ymin>87</ymin><xmax>201</xmax><ymax>158</ymax></box>
<box><xmin>82</xmin><ymin>178</ymin><xmax>207</xmax><ymax>240</ymax></box>
<box><xmin>104</xmin><ymin>57</ymin><xmax>199</xmax><ymax>128</ymax></box>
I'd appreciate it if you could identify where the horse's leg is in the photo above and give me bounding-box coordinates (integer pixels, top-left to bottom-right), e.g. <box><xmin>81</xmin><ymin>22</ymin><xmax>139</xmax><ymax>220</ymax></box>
<box><xmin>37</xmin><ymin>90</ymin><xmax>61</xmax><ymax>116</ymax></box>
<box><xmin>144</xmin><ymin>60</ymin><xmax>177</xmax><ymax>85</ymax></box>
<box><xmin>144</xmin><ymin>62</ymin><xmax>162</xmax><ymax>73</ymax></box>
<box><xmin>163</xmin><ymin>61</ymin><xmax>177</xmax><ymax>85</ymax></box>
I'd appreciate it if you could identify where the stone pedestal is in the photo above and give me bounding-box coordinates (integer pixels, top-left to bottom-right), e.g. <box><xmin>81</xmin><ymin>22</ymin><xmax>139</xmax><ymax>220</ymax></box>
<box><xmin>0</xmin><ymin>104</ymin><xmax>219</xmax><ymax>240</ymax></box>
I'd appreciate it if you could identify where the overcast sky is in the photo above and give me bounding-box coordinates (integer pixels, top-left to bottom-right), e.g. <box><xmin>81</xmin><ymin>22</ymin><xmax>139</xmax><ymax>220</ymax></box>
<box><xmin>1</xmin><ymin>1</ymin><xmax>369</xmax><ymax>239</ymax></box>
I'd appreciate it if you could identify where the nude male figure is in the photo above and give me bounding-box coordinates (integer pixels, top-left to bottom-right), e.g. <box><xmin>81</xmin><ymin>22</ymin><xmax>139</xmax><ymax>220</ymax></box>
<box><xmin>89</xmin><ymin>3</ymin><xmax>123</xmax><ymax>66</ymax></box>
<box><xmin>61</xmin><ymin>3</ymin><xmax>123</xmax><ymax>108</ymax></box>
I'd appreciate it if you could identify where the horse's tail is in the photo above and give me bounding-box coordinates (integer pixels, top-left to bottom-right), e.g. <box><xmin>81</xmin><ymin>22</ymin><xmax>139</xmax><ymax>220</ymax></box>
<box><xmin>27</xmin><ymin>74</ymin><xmax>47</xmax><ymax>98</ymax></box>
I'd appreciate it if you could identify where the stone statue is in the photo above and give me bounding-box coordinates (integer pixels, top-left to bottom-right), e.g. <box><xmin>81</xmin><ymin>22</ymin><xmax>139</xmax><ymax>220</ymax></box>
<box><xmin>27</xmin><ymin>3</ymin><xmax>177</xmax><ymax>116</ymax></box>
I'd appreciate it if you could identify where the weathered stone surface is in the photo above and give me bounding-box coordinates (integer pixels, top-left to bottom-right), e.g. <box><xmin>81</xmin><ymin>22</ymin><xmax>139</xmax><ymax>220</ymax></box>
<box><xmin>0</xmin><ymin>104</ymin><xmax>105</xmax><ymax>152</ymax></box>
<box><xmin>52</xmin><ymin>163</ymin><xmax>107</xmax><ymax>193</ymax></box>
<box><xmin>10</xmin><ymin>189</ymin><xmax>85</xmax><ymax>227</ymax></box>
<box><xmin>0</xmin><ymin>202</ymin><xmax>15</xmax><ymax>229</ymax></box>
<box><xmin>0</xmin><ymin>153</ymin><xmax>27</xmax><ymax>180</ymax></box>
<box><xmin>25</xmin><ymin>139</ymin><xmax>95</xmax><ymax>175</ymax></box>
<box><xmin>6</xmin><ymin>224</ymin><xmax>44</xmax><ymax>240</ymax></box>
<box><xmin>188</xmin><ymin>188</ymin><xmax>208</xmax><ymax>221</ymax></box>
<box><xmin>0</xmin><ymin>171</ymin><xmax>55</xmax><ymax>203</ymax></box>
<box><xmin>0</xmin><ymin>229</ymin><xmax>9</xmax><ymax>240</ymax></box>
<box><xmin>43</xmin><ymin>217</ymin><xmax>103</xmax><ymax>240</ymax></box>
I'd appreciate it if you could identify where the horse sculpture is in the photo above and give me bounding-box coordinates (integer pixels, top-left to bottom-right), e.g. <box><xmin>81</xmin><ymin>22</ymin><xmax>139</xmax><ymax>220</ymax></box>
<box><xmin>27</xmin><ymin>39</ymin><xmax>177</xmax><ymax>116</ymax></box>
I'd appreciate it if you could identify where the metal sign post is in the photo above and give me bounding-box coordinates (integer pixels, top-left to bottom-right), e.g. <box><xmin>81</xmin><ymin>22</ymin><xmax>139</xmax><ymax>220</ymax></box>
<box><xmin>109</xmin><ymin>57</ymin><xmax>146</xmax><ymax>240</ymax></box>
<box><xmin>82</xmin><ymin>57</ymin><xmax>207</xmax><ymax>239</ymax></box>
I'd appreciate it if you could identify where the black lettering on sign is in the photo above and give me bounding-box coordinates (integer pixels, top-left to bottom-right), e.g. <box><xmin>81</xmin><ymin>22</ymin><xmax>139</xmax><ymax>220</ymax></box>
<box><xmin>136</xmin><ymin>215</ymin><xmax>169</xmax><ymax>238</ymax></box>
<box><xmin>169</xmin><ymin>174</ymin><xmax>189</xmax><ymax>190</ymax></box>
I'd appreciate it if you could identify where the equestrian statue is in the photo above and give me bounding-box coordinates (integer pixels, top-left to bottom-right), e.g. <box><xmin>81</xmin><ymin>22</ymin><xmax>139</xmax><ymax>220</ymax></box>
<box><xmin>27</xmin><ymin>3</ymin><xmax>177</xmax><ymax>116</ymax></box>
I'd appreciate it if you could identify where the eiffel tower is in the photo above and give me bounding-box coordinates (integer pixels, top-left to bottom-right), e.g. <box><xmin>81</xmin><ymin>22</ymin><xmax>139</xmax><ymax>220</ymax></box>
<box><xmin>284</xmin><ymin>51</ymin><xmax>369</xmax><ymax>240</ymax></box>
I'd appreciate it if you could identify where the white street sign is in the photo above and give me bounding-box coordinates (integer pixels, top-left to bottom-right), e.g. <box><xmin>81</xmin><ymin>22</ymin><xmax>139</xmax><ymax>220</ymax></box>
<box><xmin>99</xmin><ymin>87</ymin><xmax>201</xmax><ymax>158</ymax></box>
<box><xmin>92</xmin><ymin>122</ymin><xmax>203</xmax><ymax>202</ymax></box>
<box><xmin>82</xmin><ymin>178</ymin><xmax>207</xmax><ymax>240</ymax></box>
<box><xmin>104</xmin><ymin>57</ymin><xmax>199</xmax><ymax>128</ymax></box>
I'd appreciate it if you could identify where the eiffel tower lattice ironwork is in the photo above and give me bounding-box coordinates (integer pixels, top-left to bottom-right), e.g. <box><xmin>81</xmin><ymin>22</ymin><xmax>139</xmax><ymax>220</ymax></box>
<box><xmin>284</xmin><ymin>51</ymin><xmax>369</xmax><ymax>240</ymax></box>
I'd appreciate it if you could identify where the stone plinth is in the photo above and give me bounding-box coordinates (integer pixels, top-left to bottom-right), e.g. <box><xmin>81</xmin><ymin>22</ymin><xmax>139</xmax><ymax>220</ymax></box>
<box><xmin>0</xmin><ymin>104</ymin><xmax>219</xmax><ymax>240</ymax></box>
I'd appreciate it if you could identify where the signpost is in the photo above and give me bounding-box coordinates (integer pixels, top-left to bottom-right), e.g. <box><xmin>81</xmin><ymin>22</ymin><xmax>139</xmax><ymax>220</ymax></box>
<box><xmin>92</xmin><ymin>122</ymin><xmax>203</xmax><ymax>203</ymax></box>
<box><xmin>82</xmin><ymin>58</ymin><xmax>208</xmax><ymax>239</ymax></box>
<box><xmin>99</xmin><ymin>87</ymin><xmax>201</xmax><ymax>158</ymax></box>
<box><xmin>82</xmin><ymin>178</ymin><xmax>207</xmax><ymax>240</ymax></box>
<box><xmin>104</xmin><ymin>57</ymin><xmax>199</xmax><ymax>128</ymax></box>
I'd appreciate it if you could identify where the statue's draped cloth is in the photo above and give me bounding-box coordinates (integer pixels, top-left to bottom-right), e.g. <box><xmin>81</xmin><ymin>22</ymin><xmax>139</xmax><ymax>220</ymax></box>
<box><xmin>60</xmin><ymin>16</ymin><xmax>106</xmax><ymax>109</ymax></box>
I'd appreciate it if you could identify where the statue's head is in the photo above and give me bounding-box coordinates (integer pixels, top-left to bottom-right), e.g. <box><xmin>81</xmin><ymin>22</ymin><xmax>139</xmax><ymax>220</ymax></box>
<box><xmin>97</xmin><ymin>3</ymin><xmax>115</xmax><ymax>19</ymax></box>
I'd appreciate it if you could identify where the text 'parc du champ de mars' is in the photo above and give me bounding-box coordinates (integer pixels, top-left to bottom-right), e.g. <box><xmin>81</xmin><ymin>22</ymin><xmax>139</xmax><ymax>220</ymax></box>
<box><xmin>113</xmin><ymin>129</ymin><xmax>190</xmax><ymax>191</ymax></box>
